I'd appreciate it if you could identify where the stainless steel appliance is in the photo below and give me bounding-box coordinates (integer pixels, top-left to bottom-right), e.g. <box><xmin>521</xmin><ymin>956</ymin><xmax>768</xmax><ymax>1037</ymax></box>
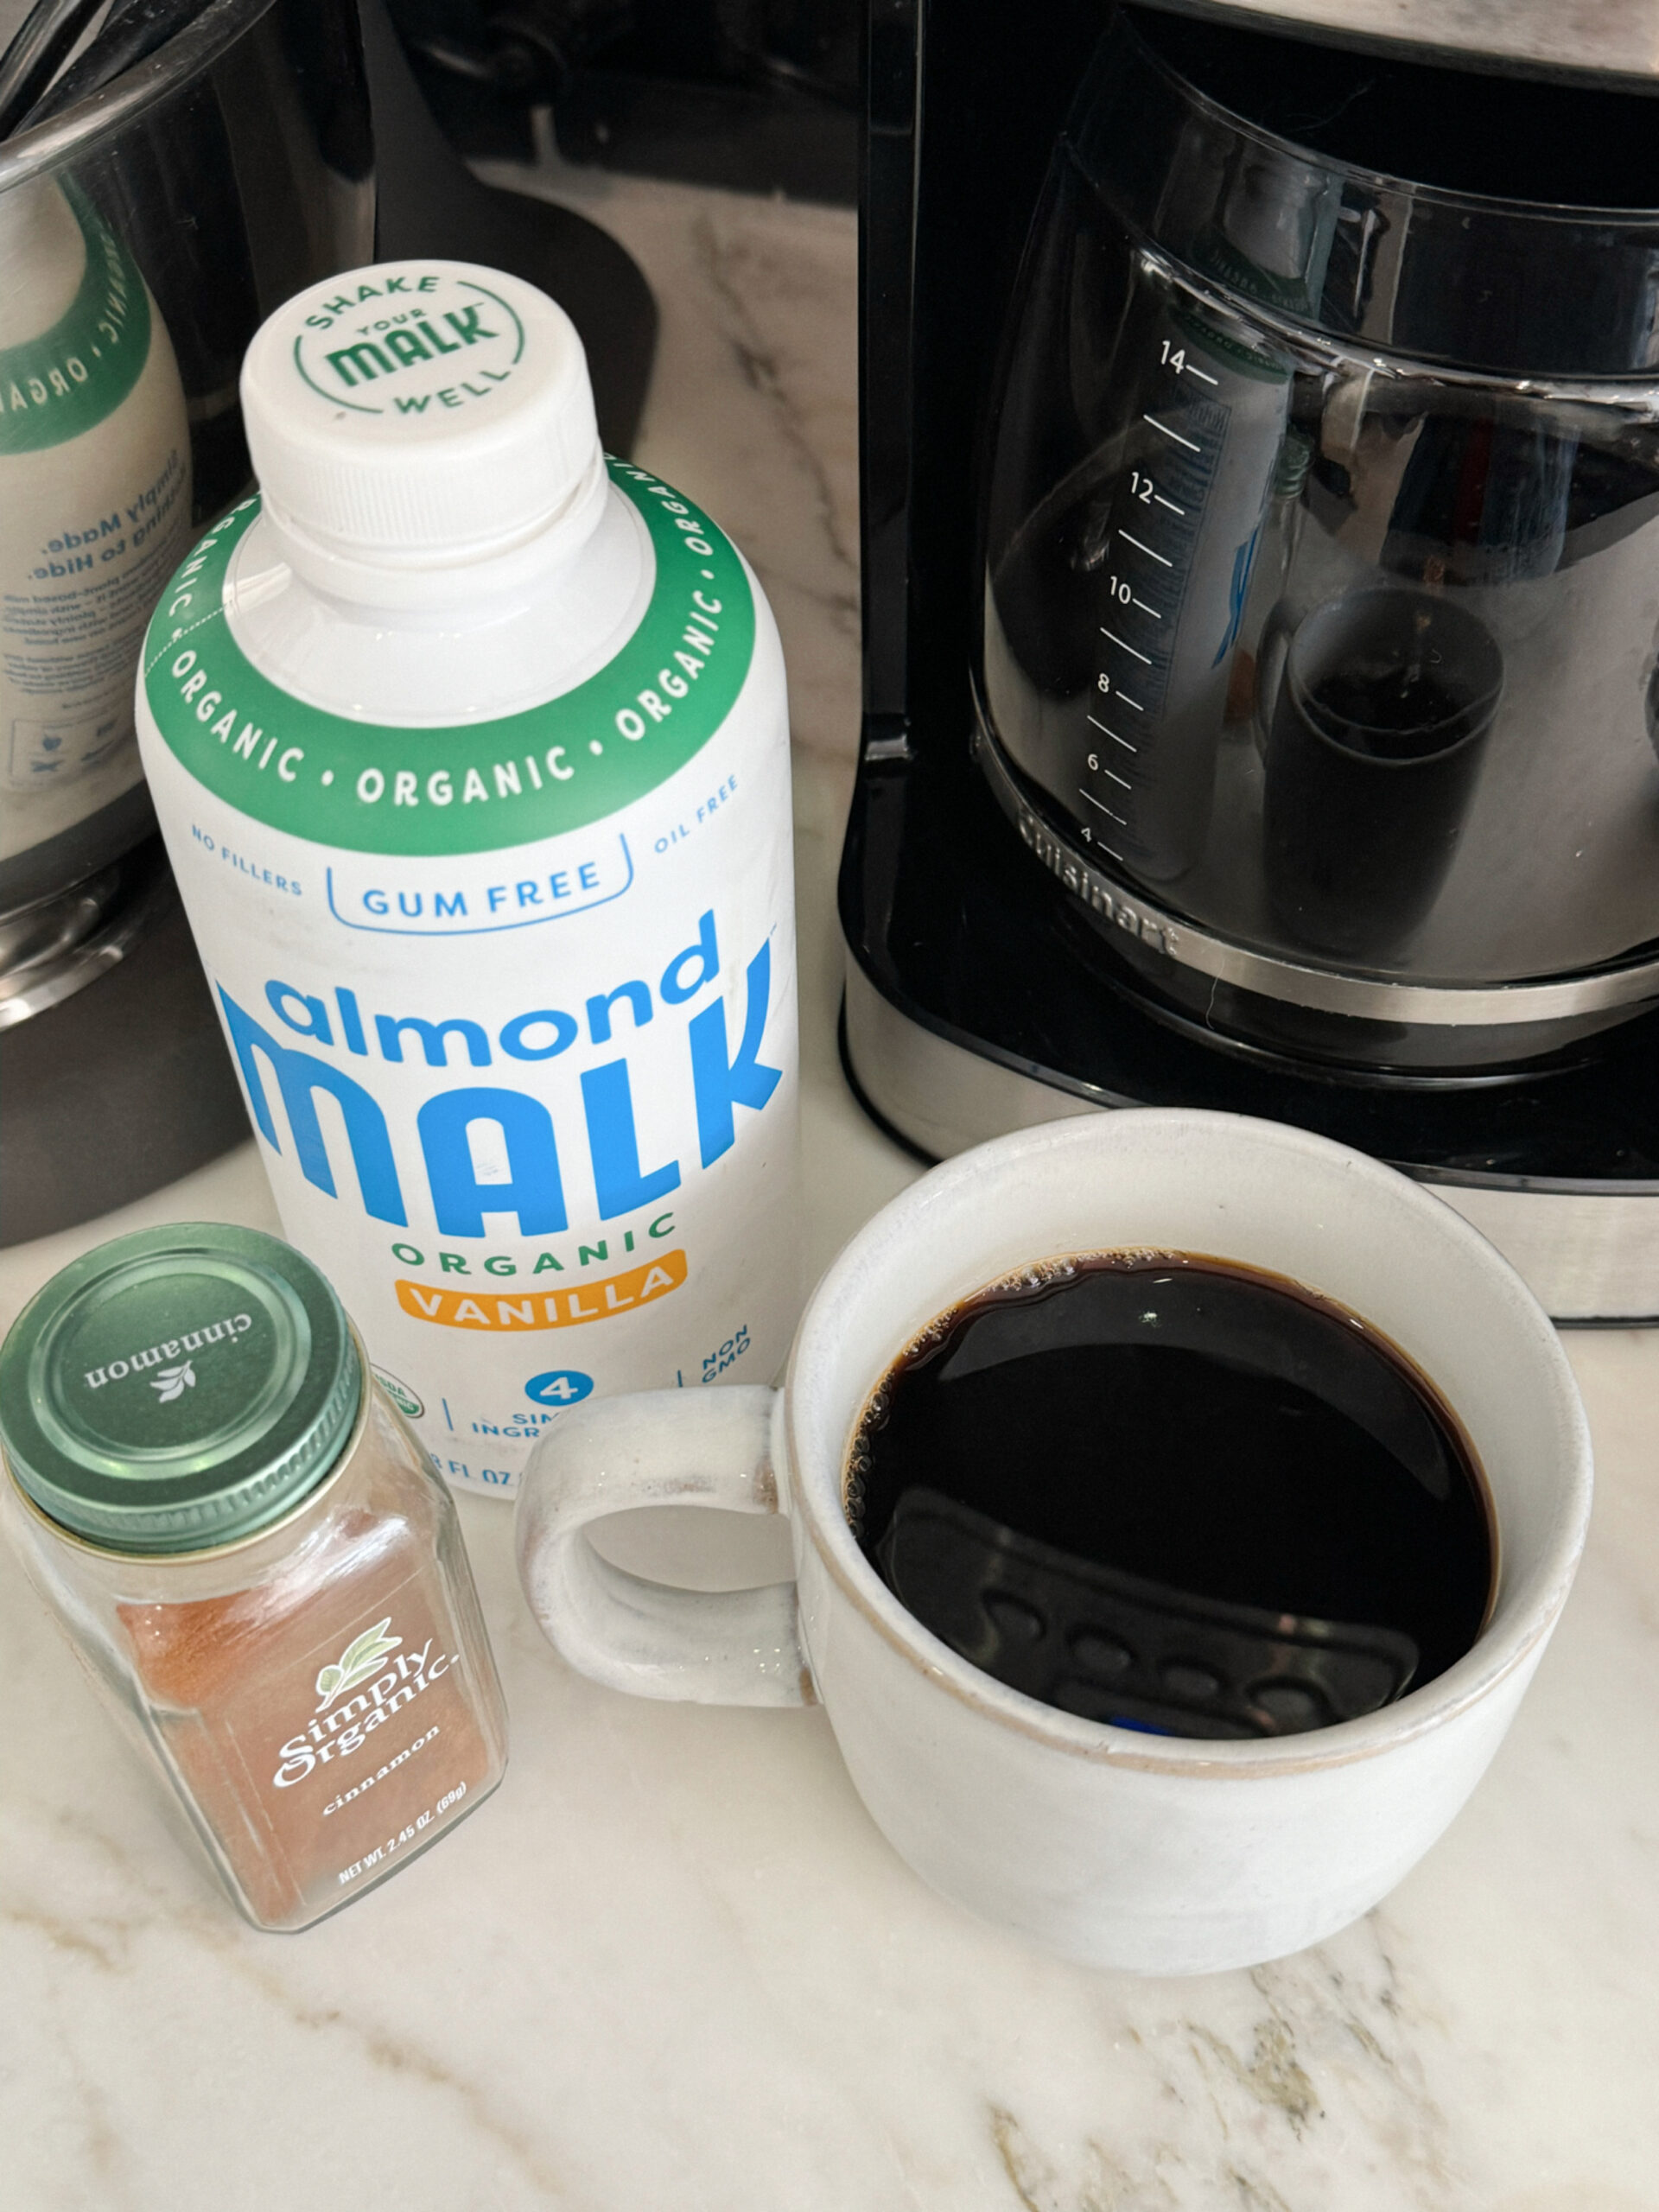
<box><xmin>0</xmin><ymin>0</ymin><xmax>372</xmax><ymax>980</ymax></box>
<box><xmin>840</xmin><ymin>0</ymin><xmax>1659</xmax><ymax>1319</ymax></box>
<box><xmin>0</xmin><ymin>0</ymin><xmax>373</xmax><ymax>1241</ymax></box>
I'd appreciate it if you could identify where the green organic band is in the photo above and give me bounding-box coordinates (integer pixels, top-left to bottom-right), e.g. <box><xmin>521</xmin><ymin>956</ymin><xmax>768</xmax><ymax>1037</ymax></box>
<box><xmin>0</xmin><ymin>187</ymin><xmax>151</xmax><ymax>455</ymax></box>
<box><xmin>141</xmin><ymin>461</ymin><xmax>758</xmax><ymax>857</ymax></box>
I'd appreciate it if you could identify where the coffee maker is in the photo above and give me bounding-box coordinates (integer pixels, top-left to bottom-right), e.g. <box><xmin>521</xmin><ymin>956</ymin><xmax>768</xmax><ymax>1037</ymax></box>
<box><xmin>840</xmin><ymin>0</ymin><xmax>1659</xmax><ymax>1321</ymax></box>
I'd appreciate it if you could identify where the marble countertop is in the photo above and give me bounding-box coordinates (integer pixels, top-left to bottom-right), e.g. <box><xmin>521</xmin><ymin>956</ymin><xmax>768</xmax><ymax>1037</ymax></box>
<box><xmin>5</xmin><ymin>162</ymin><xmax>1659</xmax><ymax>2212</ymax></box>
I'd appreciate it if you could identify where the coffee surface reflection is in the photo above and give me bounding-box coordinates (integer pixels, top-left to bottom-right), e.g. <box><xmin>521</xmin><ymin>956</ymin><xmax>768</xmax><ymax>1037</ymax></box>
<box><xmin>846</xmin><ymin>1254</ymin><xmax>1493</xmax><ymax>1738</ymax></box>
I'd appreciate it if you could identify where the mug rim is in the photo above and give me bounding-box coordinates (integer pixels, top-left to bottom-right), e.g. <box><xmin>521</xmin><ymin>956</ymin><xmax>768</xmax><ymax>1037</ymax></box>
<box><xmin>784</xmin><ymin>1108</ymin><xmax>1592</xmax><ymax>1777</ymax></box>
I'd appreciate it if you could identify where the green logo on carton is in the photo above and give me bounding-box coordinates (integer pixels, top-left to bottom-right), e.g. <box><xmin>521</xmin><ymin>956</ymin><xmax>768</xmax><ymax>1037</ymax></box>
<box><xmin>142</xmin><ymin>461</ymin><xmax>757</xmax><ymax>855</ymax></box>
<box><xmin>373</xmin><ymin>1369</ymin><xmax>425</xmax><ymax>1421</ymax></box>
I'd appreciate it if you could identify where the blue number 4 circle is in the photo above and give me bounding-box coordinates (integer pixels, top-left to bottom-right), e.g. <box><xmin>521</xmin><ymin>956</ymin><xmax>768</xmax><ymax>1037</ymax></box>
<box><xmin>525</xmin><ymin>1369</ymin><xmax>594</xmax><ymax>1408</ymax></box>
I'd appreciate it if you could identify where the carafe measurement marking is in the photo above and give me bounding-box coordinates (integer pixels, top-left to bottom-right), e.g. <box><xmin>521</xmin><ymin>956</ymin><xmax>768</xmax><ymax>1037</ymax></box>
<box><xmin>1131</xmin><ymin>468</ymin><xmax>1186</xmax><ymax>517</ymax></box>
<box><xmin>1118</xmin><ymin>531</ymin><xmax>1172</xmax><ymax>568</ymax></box>
<box><xmin>1077</xmin><ymin>340</ymin><xmax>1233</xmax><ymax>870</ymax></box>
<box><xmin>1088</xmin><ymin>716</ymin><xmax>1135</xmax><ymax>751</ymax></box>
<box><xmin>1142</xmin><ymin>413</ymin><xmax>1201</xmax><ymax>453</ymax></box>
<box><xmin>1159</xmin><ymin>339</ymin><xmax>1219</xmax><ymax>387</ymax></box>
<box><xmin>1081</xmin><ymin>788</ymin><xmax>1128</xmax><ymax>826</ymax></box>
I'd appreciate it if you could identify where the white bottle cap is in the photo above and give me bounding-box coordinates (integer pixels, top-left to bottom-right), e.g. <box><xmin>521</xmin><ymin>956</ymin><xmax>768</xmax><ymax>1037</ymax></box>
<box><xmin>239</xmin><ymin>260</ymin><xmax>605</xmax><ymax>571</ymax></box>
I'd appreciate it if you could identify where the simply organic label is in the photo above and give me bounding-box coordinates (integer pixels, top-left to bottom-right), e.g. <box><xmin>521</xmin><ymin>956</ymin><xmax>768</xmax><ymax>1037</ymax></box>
<box><xmin>272</xmin><ymin>1610</ymin><xmax>460</xmax><ymax>1791</ymax></box>
<box><xmin>136</xmin><ymin>463</ymin><xmax>798</xmax><ymax>1494</ymax></box>
<box><xmin>182</xmin><ymin>1571</ymin><xmax>491</xmax><ymax>1916</ymax></box>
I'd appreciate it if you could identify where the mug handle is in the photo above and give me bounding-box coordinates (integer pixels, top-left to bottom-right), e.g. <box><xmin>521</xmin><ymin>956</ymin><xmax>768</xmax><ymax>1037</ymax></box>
<box><xmin>513</xmin><ymin>1385</ymin><xmax>811</xmax><ymax>1707</ymax></box>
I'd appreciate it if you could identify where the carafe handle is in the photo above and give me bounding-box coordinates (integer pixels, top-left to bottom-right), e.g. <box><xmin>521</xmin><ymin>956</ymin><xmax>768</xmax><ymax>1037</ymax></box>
<box><xmin>1255</xmin><ymin>598</ymin><xmax>1295</xmax><ymax>750</ymax></box>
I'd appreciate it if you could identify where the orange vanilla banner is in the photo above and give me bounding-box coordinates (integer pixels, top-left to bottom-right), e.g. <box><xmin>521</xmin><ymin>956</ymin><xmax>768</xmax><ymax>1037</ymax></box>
<box><xmin>395</xmin><ymin>1249</ymin><xmax>687</xmax><ymax>1331</ymax></box>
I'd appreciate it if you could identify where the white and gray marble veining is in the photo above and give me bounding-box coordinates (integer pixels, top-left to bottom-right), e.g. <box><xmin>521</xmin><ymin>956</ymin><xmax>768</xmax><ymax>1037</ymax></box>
<box><xmin>4</xmin><ymin>168</ymin><xmax>1659</xmax><ymax>2211</ymax></box>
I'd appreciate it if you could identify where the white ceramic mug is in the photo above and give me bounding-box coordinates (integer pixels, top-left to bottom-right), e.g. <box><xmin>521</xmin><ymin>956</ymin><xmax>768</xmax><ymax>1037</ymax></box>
<box><xmin>515</xmin><ymin>1111</ymin><xmax>1592</xmax><ymax>1975</ymax></box>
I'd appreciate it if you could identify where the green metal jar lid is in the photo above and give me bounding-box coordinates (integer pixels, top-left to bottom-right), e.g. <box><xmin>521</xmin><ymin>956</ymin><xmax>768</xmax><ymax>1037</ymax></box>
<box><xmin>0</xmin><ymin>1224</ymin><xmax>361</xmax><ymax>1554</ymax></box>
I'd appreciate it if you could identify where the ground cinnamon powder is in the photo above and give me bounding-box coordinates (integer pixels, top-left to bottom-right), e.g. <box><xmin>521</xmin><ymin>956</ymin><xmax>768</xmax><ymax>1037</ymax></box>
<box><xmin>118</xmin><ymin>1488</ymin><xmax>499</xmax><ymax>1927</ymax></box>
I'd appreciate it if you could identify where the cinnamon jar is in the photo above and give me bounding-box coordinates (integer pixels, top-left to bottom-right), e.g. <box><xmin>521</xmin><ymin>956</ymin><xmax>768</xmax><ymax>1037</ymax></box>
<box><xmin>0</xmin><ymin>1223</ymin><xmax>507</xmax><ymax>1931</ymax></box>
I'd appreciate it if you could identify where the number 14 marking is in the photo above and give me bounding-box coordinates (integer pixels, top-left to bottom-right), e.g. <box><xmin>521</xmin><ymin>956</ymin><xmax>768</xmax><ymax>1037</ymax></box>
<box><xmin>1159</xmin><ymin>338</ymin><xmax>1218</xmax><ymax>387</ymax></box>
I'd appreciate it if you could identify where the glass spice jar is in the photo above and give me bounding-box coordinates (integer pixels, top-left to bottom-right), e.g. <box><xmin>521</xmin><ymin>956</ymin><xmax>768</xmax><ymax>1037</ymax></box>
<box><xmin>0</xmin><ymin>1223</ymin><xmax>507</xmax><ymax>1931</ymax></box>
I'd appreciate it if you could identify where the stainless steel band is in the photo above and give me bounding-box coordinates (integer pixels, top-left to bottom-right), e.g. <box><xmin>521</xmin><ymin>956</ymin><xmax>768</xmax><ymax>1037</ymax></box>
<box><xmin>972</xmin><ymin>728</ymin><xmax>1659</xmax><ymax>1028</ymax></box>
<box><xmin>841</xmin><ymin>957</ymin><xmax>1659</xmax><ymax>1322</ymax></box>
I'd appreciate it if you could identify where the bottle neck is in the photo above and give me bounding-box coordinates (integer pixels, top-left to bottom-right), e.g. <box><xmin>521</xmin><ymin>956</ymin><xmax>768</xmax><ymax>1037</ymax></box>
<box><xmin>257</xmin><ymin>446</ymin><xmax>610</xmax><ymax>628</ymax></box>
<box><xmin>224</xmin><ymin>469</ymin><xmax>650</xmax><ymax>726</ymax></box>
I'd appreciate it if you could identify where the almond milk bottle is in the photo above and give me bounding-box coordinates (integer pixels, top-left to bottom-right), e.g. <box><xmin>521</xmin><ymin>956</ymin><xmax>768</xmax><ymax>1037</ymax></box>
<box><xmin>3</xmin><ymin>173</ymin><xmax>190</xmax><ymax>878</ymax></box>
<box><xmin>134</xmin><ymin>260</ymin><xmax>798</xmax><ymax>1496</ymax></box>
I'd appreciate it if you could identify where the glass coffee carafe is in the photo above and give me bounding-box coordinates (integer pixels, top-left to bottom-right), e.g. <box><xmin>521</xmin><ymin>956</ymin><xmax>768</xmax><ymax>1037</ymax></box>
<box><xmin>979</xmin><ymin>10</ymin><xmax>1659</xmax><ymax>1069</ymax></box>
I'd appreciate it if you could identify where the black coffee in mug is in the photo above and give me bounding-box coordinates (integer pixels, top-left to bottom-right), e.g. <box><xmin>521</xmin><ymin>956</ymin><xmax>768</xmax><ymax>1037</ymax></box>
<box><xmin>844</xmin><ymin>1254</ymin><xmax>1494</xmax><ymax>1740</ymax></box>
